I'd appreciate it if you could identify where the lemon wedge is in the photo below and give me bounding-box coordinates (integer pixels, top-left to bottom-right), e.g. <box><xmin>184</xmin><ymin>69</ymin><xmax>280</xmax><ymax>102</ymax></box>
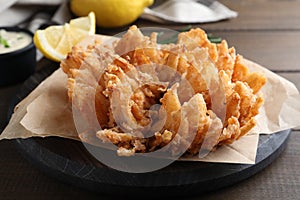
<box><xmin>34</xmin><ymin>12</ymin><xmax>96</xmax><ymax>62</ymax></box>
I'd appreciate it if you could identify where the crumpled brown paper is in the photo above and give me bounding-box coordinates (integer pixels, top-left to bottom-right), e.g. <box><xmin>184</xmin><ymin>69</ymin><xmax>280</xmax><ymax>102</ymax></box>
<box><xmin>1</xmin><ymin>35</ymin><xmax>300</xmax><ymax>164</ymax></box>
<box><xmin>0</xmin><ymin>68</ymin><xmax>77</xmax><ymax>140</ymax></box>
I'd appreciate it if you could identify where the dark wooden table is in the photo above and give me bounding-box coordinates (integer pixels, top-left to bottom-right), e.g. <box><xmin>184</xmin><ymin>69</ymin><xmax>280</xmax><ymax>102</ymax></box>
<box><xmin>1</xmin><ymin>0</ymin><xmax>300</xmax><ymax>199</ymax></box>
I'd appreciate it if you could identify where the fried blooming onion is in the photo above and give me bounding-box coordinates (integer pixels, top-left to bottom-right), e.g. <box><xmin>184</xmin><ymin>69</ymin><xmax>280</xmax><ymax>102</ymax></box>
<box><xmin>61</xmin><ymin>26</ymin><xmax>266</xmax><ymax>157</ymax></box>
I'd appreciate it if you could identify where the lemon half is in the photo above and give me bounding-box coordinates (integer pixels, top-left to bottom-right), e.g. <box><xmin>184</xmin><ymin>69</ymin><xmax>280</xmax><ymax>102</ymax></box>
<box><xmin>70</xmin><ymin>0</ymin><xmax>153</xmax><ymax>28</ymax></box>
<box><xmin>34</xmin><ymin>12</ymin><xmax>96</xmax><ymax>62</ymax></box>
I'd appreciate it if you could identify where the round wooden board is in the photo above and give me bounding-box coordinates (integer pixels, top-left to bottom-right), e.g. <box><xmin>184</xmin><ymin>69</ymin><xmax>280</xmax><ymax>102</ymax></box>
<box><xmin>9</xmin><ymin>62</ymin><xmax>291</xmax><ymax>197</ymax></box>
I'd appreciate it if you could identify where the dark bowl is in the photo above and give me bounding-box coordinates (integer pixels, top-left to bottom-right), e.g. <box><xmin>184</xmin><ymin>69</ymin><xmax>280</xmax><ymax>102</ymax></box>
<box><xmin>0</xmin><ymin>27</ymin><xmax>36</xmax><ymax>86</ymax></box>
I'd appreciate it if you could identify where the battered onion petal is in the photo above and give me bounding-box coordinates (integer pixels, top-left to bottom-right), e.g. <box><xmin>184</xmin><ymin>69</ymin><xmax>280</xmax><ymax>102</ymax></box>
<box><xmin>177</xmin><ymin>28</ymin><xmax>218</xmax><ymax>62</ymax></box>
<box><xmin>108</xmin><ymin>61</ymin><xmax>168</xmax><ymax>136</ymax></box>
<box><xmin>168</xmin><ymin>93</ymin><xmax>206</xmax><ymax>156</ymax></box>
<box><xmin>160</xmin><ymin>83</ymin><xmax>181</xmax><ymax>133</ymax></box>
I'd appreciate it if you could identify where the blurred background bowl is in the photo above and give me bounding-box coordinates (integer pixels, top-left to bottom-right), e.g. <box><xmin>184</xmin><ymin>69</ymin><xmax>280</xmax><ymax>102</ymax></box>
<box><xmin>0</xmin><ymin>26</ymin><xmax>36</xmax><ymax>86</ymax></box>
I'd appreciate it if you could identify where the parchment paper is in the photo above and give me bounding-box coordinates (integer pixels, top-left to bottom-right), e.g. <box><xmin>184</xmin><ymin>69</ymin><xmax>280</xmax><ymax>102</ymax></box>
<box><xmin>1</xmin><ymin>36</ymin><xmax>300</xmax><ymax>164</ymax></box>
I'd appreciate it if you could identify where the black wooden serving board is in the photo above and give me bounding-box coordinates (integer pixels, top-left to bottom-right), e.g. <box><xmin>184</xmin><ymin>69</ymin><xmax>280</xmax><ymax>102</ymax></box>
<box><xmin>8</xmin><ymin>60</ymin><xmax>291</xmax><ymax>197</ymax></box>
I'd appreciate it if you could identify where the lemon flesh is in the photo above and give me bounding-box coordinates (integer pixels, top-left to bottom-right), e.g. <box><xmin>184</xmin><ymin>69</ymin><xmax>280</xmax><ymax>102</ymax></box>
<box><xmin>70</xmin><ymin>0</ymin><xmax>154</xmax><ymax>28</ymax></box>
<box><xmin>34</xmin><ymin>12</ymin><xmax>96</xmax><ymax>62</ymax></box>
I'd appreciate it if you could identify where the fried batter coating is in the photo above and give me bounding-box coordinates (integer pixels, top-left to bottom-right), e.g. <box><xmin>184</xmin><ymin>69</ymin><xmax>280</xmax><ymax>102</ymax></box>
<box><xmin>61</xmin><ymin>26</ymin><xmax>266</xmax><ymax>157</ymax></box>
<box><xmin>178</xmin><ymin>28</ymin><xmax>218</xmax><ymax>62</ymax></box>
<box><xmin>233</xmin><ymin>55</ymin><xmax>267</xmax><ymax>94</ymax></box>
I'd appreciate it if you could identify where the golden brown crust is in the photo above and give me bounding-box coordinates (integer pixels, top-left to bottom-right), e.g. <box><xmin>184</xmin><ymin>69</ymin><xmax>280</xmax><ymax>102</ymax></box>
<box><xmin>60</xmin><ymin>26</ymin><xmax>266</xmax><ymax>156</ymax></box>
